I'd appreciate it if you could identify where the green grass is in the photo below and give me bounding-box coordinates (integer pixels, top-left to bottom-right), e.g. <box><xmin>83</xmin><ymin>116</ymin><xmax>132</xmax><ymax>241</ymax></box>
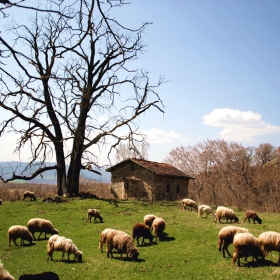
<box><xmin>1</xmin><ymin>199</ymin><xmax>280</xmax><ymax>280</ymax></box>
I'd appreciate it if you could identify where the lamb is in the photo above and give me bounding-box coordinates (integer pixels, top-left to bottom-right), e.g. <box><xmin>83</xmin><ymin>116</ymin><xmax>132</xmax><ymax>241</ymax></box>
<box><xmin>243</xmin><ymin>210</ymin><xmax>262</xmax><ymax>224</ymax></box>
<box><xmin>27</xmin><ymin>218</ymin><xmax>59</xmax><ymax>240</ymax></box>
<box><xmin>258</xmin><ymin>231</ymin><xmax>280</xmax><ymax>265</ymax></box>
<box><xmin>181</xmin><ymin>198</ymin><xmax>198</xmax><ymax>211</ymax></box>
<box><xmin>152</xmin><ymin>217</ymin><xmax>166</xmax><ymax>241</ymax></box>
<box><xmin>98</xmin><ymin>228</ymin><xmax>126</xmax><ymax>253</ymax></box>
<box><xmin>198</xmin><ymin>204</ymin><xmax>214</xmax><ymax>218</ymax></box>
<box><xmin>132</xmin><ymin>223</ymin><xmax>154</xmax><ymax>246</ymax></box>
<box><xmin>0</xmin><ymin>262</ymin><xmax>15</xmax><ymax>280</ymax></box>
<box><xmin>218</xmin><ymin>225</ymin><xmax>249</xmax><ymax>258</ymax></box>
<box><xmin>107</xmin><ymin>232</ymin><xmax>139</xmax><ymax>261</ymax></box>
<box><xmin>143</xmin><ymin>214</ymin><xmax>157</xmax><ymax>229</ymax></box>
<box><xmin>47</xmin><ymin>234</ymin><xmax>82</xmax><ymax>262</ymax></box>
<box><xmin>23</xmin><ymin>191</ymin><xmax>36</xmax><ymax>201</ymax></box>
<box><xmin>86</xmin><ymin>209</ymin><xmax>103</xmax><ymax>223</ymax></box>
<box><xmin>232</xmin><ymin>232</ymin><xmax>263</xmax><ymax>266</ymax></box>
<box><xmin>215</xmin><ymin>206</ymin><xmax>239</xmax><ymax>224</ymax></box>
<box><xmin>19</xmin><ymin>272</ymin><xmax>59</xmax><ymax>280</ymax></box>
<box><xmin>8</xmin><ymin>225</ymin><xmax>33</xmax><ymax>246</ymax></box>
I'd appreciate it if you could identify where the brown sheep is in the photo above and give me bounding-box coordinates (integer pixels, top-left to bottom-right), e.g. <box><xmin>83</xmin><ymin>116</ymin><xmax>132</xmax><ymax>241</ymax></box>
<box><xmin>23</xmin><ymin>191</ymin><xmax>36</xmax><ymax>201</ymax></box>
<box><xmin>243</xmin><ymin>210</ymin><xmax>262</xmax><ymax>224</ymax></box>
<box><xmin>132</xmin><ymin>223</ymin><xmax>154</xmax><ymax>246</ymax></box>
<box><xmin>86</xmin><ymin>209</ymin><xmax>103</xmax><ymax>223</ymax></box>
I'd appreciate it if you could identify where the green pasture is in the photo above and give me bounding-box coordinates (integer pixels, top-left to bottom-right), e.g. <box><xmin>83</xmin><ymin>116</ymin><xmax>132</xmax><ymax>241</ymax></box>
<box><xmin>0</xmin><ymin>199</ymin><xmax>280</xmax><ymax>280</ymax></box>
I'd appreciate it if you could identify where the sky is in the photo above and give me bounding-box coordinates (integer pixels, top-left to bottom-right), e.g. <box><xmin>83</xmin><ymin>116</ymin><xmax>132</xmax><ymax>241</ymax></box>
<box><xmin>0</xmin><ymin>1</ymin><xmax>280</xmax><ymax>166</ymax></box>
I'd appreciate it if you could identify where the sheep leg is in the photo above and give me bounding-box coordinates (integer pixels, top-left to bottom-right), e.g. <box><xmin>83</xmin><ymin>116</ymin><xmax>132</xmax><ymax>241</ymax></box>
<box><xmin>37</xmin><ymin>232</ymin><xmax>43</xmax><ymax>240</ymax></box>
<box><xmin>13</xmin><ymin>239</ymin><xmax>18</xmax><ymax>246</ymax></box>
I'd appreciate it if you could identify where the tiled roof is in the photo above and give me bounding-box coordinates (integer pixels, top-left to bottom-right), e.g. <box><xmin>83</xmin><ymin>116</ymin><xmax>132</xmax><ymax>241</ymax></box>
<box><xmin>106</xmin><ymin>158</ymin><xmax>195</xmax><ymax>179</ymax></box>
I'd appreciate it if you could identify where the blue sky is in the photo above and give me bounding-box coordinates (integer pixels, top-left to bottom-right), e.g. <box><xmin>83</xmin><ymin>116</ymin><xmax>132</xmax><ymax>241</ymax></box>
<box><xmin>0</xmin><ymin>1</ymin><xmax>279</xmax><ymax>165</ymax></box>
<box><xmin>114</xmin><ymin>0</ymin><xmax>280</xmax><ymax>163</ymax></box>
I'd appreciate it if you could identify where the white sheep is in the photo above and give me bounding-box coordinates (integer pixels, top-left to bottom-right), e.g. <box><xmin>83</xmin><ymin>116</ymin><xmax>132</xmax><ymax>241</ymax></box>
<box><xmin>47</xmin><ymin>234</ymin><xmax>82</xmax><ymax>262</ymax></box>
<box><xmin>198</xmin><ymin>204</ymin><xmax>214</xmax><ymax>218</ymax></box>
<box><xmin>23</xmin><ymin>191</ymin><xmax>36</xmax><ymax>201</ymax></box>
<box><xmin>86</xmin><ymin>209</ymin><xmax>103</xmax><ymax>223</ymax></box>
<box><xmin>143</xmin><ymin>214</ymin><xmax>158</xmax><ymax>229</ymax></box>
<box><xmin>152</xmin><ymin>217</ymin><xmax>166</xmax><ymax>241</ymax></box>
<box><xmin>98</xmin><ymin>228</ymin><xmax>126</xmax><ymax>253</ymax></box>
<box><xmin>107</xmin><ymin>232</ymin><xmax>139</xmax><ymax>261</ymax></box>
<box><xmin>181</xmin><ymin>198</ymin><xmax>198</xmax><ymax>211</ymax></box>
<box><xmin>218</xmin><ymin>225</ymin><xmax>249</xmax><ymax>258</ymax></box>
<box><xmin>232</xmin><ymin>232</ymin><xmax>263</xmax><ymax>266</ymax></box>
<box><xmin>27</xmin><ymin>218</ymin><xmax>59</xmax><ymax>240</ymax></box>
<box><xmin>0</xmin><ymin>262</ymin><xmax>15</xmax><ymax>280</ymax></box>
<box><xmin>215</xmin><ymin>206</ymin><xmax>239</xmax><ymax>224</ymax></box>
<box><xmin>8</xmin><ymin>225</ymin><xmax>33</xmax><ymax>247</ymax></box>
<box><xmin>258</xmin><ymin>231</ymin><xmax>280</xmax><ymax>265</ymax></box>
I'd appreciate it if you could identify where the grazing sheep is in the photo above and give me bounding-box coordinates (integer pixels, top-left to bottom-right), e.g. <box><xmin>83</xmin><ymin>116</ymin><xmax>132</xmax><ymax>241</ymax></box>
<box><xmin>8</xmin><ymin>225</ymin><xmax>33</xmax><ymax>247</ymax></box>
<box><xmin>19</xmin><ymin>272</ymin><xmax>59</xmax><ymax>280</ymax></box>
<box><xmin>243</xmin><ymin>210</ymin><xmax>262</xmax><ymax>224</ymax></box>
<box><xmin>198</xmin><ymin>204</ymin><xmax>214</xmax><ymax>218</ymax></box>
<box><xmin>47</xmin><ymin>234</ymin><xmax>82</xmax><ymax>262</ymax></box>
<box><xmin>107</xmin><ymin>232</ymin><xmax>139</xmax><ymax>261</ymax></box>
<box><xmin>152</xmin><ymin>217</ymin><xmax>166</xmax><ymax>241</ymax></box>
<box><xmin>27</xmin><ymin>218</ymin><xmax>59</xmax><ymax>240</ymax></box>
<box><xmin>218</xmin><ymin>226</ymin><xmax>249</xmax><ymax>258</ymax></box>
<box><xmin>215</xmin><ymin>206</ymin><xmax>239</xmax><ymax>224</ymax></box>
<box><xmin>23</xmin><ymin>191</ymin><xmax>36</xmax><ymax>201</ymax></box>
<box><xmin>0</xmin><ymin>262</ymin><xmax>15</xmax><ymax>280</ymax></box>
<box><xmin>258</xmin><ymin>231</ymin><xmax>280</xmax><ymax>264</ymax></box>
<box><xmin>232</xmin><ymin>232</ymin><xmax>263</xmax><ymax>266</ymax></box>
<box><xmin>181</xmin><ymin>198</ymin><xmax>198</xmax><ymax>211</ymax></box>
<box><xmin>132</xmin><ymin>223</ymin><xmax>154</xmax><ymax>246</ymax></box>
<box><xmin>98</xmin><ymin>228</ymin><xmax>126</xmax><ymax>253</ymax></box>
<box><xmin>86</xmin><ymin>209</ymin><xmax>103</xmax><ymax>223</ymax></box>
<box><xmin>143</xmin><ymin>214</ymin><xmax>157</xmax><ymax>229</ymax></box>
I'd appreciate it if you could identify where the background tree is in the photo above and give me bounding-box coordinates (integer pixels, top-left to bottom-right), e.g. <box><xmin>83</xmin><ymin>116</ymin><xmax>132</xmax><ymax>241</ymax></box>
<box><xmin>0</xmin><ymin>0</ymin><xmax>164</xmax><ymax>196</ymax></box>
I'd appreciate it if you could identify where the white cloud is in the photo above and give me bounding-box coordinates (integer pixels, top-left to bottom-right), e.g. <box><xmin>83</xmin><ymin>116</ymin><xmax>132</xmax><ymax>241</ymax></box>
<box><xmin>144</xmin><ymin>128</ymin><xmax>182</xmax><ymax>144</ymax></box>
<box><xmin>202</xmin><ymin>108</ymin><xmax>280</xmax><ymax>141</ymax></box>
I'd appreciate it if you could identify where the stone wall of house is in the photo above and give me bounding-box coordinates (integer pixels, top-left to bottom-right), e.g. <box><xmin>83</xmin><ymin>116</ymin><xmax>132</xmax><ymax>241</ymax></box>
<box><xmin>110</xmin><ymin>161</ymin><xmax>189</xmax><ymax>201</ymax></box>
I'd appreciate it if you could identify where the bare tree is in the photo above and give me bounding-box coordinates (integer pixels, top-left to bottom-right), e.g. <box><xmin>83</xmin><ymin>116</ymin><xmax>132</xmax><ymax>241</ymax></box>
<box><xmin>115</xmin><ymin>141</ymin><xmax>150</xmax><ymax>163</ymax></box>
<box><xmin>0</xmin><ymin>0</ymin><xmax>164</xmax><ymax>196</ymax></box>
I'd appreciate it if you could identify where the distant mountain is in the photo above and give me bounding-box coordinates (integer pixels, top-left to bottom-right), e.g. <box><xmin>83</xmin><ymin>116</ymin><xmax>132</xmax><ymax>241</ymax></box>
<box><xmin>0</xmin><ymin>161</ymin><xmax>111</xmax><ymax>184</ymax></box>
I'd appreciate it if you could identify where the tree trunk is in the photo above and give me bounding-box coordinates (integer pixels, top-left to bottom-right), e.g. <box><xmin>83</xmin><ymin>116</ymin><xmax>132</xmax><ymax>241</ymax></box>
<box><xmin>54</xmin><ymin>143</ymin><xmax>67</xmax><ymax>196</ymax></box>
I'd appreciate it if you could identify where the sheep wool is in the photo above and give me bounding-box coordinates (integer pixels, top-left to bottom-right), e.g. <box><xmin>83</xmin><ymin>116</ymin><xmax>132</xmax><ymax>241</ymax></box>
<box><xmin>47</xmin><ymin>234</ymin><xmax>82</xmax><ymax>262</ymax></box>
<box><xmin>232</xmin><ymin>232</ymin><xmax>263</xmax><ymax>266</ymax></box>
<box><xmin>258</xmin><ymin>231</ymin><xmax>280</xmax><ymax>264</ymax></box>
<box><xmin>198</xmin><ymin>205</ymin><xmax>214</xmax><ymax>218</ymax></box>
<box><xmin>98</xmin><ymin>229</ymin><xmax>126</xmax><ymax>252</ymax></box>
<box><xmin>108</xmin><ymin>232</ymin><xmax>139</xmax><ymax>261</ymax></box>
<box><xmin>181</xmin><ymin>198</ymin><xmax>198</xmax><ymax>211</ymax></box>
<box><xmin>23</xmin><ymin>191</ymin><xmax>36</xmax><ymax>201</ymax></box>
<box><xmin>0</xmin><ymin>262</ymin><xmax>15</xmax><ymax>280</ymax></box>
<box><xmin>27</xmin><ymin>218</ymin><xmax>59</xmax><ymax>240</ymax></box>
<box><xmin>8</xmin><ymin>225</ymin><xmax>33</xmax><ymax>247</ymax></box>
<box><xmin>86</xmin><ymin>209</ymin><xmax>103</xmax><ymax>223</ymax></box>
<box><xmin>215</xmin><ymin>206</ymin><xmax>239</xmax><ymax>224</ymax></box>
<box><xmin>143</xmin><ymin>214</ymin><xmax>157</xmax><ymax>229</ymax></box>
<box><xmin>152</xmin><ymin>217</ymin><xmax>166</xmax><ymax>241</ymax></box>
<box><xmin>218</xmin><ymin>226</ymin><xmax>249</xmax><ymax>258</ymax></box>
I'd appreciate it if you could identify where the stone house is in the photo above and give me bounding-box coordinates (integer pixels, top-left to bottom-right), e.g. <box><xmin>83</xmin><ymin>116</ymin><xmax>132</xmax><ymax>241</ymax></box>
<box><xmin>106</xmin><ymin>158</ymin><xmax>194</xmax><ymax>201</ymax></box>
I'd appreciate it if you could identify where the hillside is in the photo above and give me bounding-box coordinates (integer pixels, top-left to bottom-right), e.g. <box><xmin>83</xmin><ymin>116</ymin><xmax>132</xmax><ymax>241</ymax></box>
<box><xmin>0</xmin><ymin>161</ymin><xmax>111</xmax><ymax>184</ymax></box>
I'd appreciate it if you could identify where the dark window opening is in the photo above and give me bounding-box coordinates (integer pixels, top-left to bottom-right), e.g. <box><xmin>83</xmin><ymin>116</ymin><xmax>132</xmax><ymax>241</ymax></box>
<box><xmin>126</xmin><ymin>182</ymin><xmax>129</xmax><ymax>190</ymax></box>
<box><xmin>176</xmin><ymin>185</ymin><xmax>180</xmax><ymax>194</ymax></box>
<box><xmin>166</xmin><ymin>183</ymin><xmax>170</xmax><ymax>192</ymax></box>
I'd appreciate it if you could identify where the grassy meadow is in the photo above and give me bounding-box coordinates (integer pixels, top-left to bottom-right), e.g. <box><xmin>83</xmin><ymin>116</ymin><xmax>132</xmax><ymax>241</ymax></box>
<box><xmin>1</xmin><ymin>198</ymin><xmax>280</xmax><ymax>280</ymax></box>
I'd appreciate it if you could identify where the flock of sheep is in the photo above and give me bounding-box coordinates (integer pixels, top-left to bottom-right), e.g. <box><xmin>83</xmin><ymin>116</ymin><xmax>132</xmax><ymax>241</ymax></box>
<box><xmin>2</xmin><ymin>192</ymin><xmax>280</xmax><ymax>278</ymax></box>
<box><xmin>181</xmin><ymin>198</ymin><xmax>280</xmax><ymax>267</ymax></box>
